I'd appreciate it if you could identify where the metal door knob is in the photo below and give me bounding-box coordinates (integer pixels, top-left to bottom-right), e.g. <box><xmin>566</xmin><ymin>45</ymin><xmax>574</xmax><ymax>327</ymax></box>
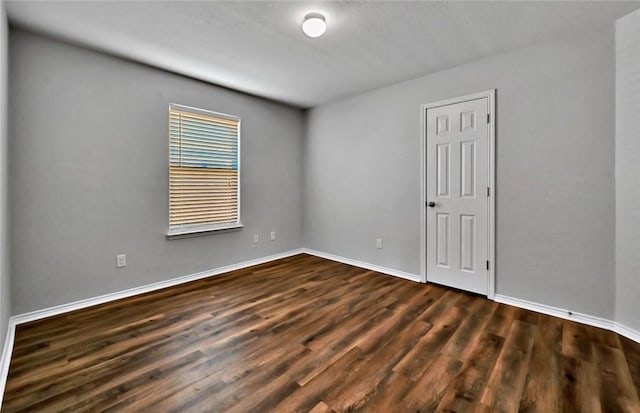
<box><xmin>427</xmin><ymin>202</ymin><xmax>436</xmax><ymax>207</ymax></box>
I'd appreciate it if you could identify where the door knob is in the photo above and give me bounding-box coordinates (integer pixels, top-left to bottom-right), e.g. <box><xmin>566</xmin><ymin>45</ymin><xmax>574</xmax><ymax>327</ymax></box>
<box><xmin>427</xmin><ymin>202</ymin><xmax>436</xmax><ymax>208</ymax></box>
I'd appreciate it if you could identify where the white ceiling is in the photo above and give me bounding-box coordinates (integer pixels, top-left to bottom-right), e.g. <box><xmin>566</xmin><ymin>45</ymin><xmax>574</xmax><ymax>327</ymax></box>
<box><xmin>6</xmin><ymin>1</ymin><xmax>640</xmax><ymax>108</ymax></box>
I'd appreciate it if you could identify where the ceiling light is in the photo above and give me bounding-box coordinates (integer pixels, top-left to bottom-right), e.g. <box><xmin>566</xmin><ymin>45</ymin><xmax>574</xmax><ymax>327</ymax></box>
<box><xmin>302</xmin><ymin>12</ymin><xmax>327</xmax><ymax>38</ymax></box>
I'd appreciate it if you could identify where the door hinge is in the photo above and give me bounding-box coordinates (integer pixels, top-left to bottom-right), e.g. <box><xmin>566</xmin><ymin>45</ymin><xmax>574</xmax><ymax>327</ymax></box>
<box><xmin>487</xmin><ymin>113</ymin><xmax>490</xmax><ymax>124</ymax></box>
<box><xmin>486</xmin><ymin>260</ymin><xmax>490</xmax><ymax>270</ymax></box>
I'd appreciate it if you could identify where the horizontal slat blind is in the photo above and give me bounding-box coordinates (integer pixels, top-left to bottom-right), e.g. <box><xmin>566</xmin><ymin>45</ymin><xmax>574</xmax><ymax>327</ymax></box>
<box><xmin>169</xmin><ymin>105</ymin><xmax>240</xmax><ymax>230</ymax></box>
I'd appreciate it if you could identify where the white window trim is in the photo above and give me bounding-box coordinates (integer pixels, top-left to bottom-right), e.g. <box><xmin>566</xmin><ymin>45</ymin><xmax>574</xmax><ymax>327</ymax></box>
<box><xmin>166</xmin><ymin>103</ymin><xmax>242</xmax><ymax>238</ymax></box>
<box><xmin>166</xmin><ymin>223</ymin><xmax>244</xmax><ymax>239</ymax></box>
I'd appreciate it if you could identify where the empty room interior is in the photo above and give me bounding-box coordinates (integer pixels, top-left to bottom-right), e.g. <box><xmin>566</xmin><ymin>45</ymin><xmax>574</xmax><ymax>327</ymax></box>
<box><xmin>0</xmin><ymin>0</ymin><xmax>640</xmax><ymax>411</ymax></box>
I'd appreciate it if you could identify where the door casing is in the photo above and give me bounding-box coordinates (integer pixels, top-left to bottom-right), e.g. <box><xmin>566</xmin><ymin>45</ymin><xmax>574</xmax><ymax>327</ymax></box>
<box><xmin>420</xmin><ymin>90</ymin><xmax>496</xmax><ymax>298</ymax></box>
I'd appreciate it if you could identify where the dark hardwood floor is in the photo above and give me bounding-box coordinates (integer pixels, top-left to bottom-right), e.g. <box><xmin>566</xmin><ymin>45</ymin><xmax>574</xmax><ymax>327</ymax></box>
<box><xmin>2</xmin><ymin>254</ymin><xmax>639</xmax><ymax>412</ymax></box>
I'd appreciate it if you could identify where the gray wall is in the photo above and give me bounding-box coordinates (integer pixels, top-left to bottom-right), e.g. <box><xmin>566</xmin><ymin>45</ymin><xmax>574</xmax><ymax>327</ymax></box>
<box><xmin>6</xmin><ymin>21</ymin><xmax>634</xmax><ymax>329</ymax></box>
<box><xmin>304</xmin><ymin>27</ymin><xmax>616</xmax><ymax>319</ymax></box>
<box><xmin>615</xmin><ymin>9</ymin><xmax>640</xmax><ymax>333</ymax></box>
<box><xmin>0</xmin><ymin>3</ymin><xmax>10</xmax><ymax>346</ymax></box>
<box><xmin>9</xmin><ymin>29</ymin><xmax>304</xmax><ymax>315</ymax></box>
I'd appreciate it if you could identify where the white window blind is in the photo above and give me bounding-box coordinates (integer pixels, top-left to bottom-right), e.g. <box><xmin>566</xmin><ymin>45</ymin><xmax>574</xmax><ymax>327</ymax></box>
<box><xmin>168</xmin><ymin>104</ymin><xmax>240</xmax><ymax>235</ymax></box>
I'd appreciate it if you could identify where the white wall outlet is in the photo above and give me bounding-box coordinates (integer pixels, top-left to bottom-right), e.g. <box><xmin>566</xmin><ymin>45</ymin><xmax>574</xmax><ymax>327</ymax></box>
<box><xmin>376</xmin><ymin>239</ymin><xmax>383</xmax><ymax>249</ymax></box>
<box><xmin>253</xmin><ymin>234</ymin><xmax>259</xmax><ymax>244</ymax></box>
<box><xmin>116</xmin><ymin>254</ymin><xmax>126</xmax><ymax>268</ymax></box>
<box><xmin>270</xmin><ymin>231</ymin><xmax>276</xmax><ymax>241</ymax></box>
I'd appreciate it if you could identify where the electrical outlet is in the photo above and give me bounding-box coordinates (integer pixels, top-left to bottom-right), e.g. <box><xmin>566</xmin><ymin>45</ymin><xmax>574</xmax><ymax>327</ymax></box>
<box><xmin>116</xmin><ymin>254</ymin><xmax>126</xmax><ymax>268</ymax></box>
<box><xmin>376</xmin><ymin>239</ymin><xmax>383</xmax><ymax>249</ymax></box>
<box><xmin>270</xmin><ymin>231</ymin><xmax>276</xmax><ymax>241</ymax></box>
<box><xmin>253</xmin><ymin>234</ymin><xmax>259</xmax><ymax>244</ymax></box>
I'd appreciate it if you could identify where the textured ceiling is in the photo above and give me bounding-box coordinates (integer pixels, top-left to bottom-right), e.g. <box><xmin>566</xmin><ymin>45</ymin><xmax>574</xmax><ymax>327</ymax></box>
<box><xmin>6</xmin><ymin>1</ymin><xmax>640</xmax><ymax>108</ymax></box>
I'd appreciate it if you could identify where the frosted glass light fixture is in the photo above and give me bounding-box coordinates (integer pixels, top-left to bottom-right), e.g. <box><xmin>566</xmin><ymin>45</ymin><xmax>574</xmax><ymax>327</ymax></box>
<box><xmin>302</xmin><ymin>12</ymin><xmax>327</xmax><ymax>38</ymax></box>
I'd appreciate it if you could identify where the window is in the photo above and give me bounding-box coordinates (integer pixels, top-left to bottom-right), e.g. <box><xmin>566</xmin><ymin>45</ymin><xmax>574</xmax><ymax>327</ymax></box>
<box><xmin>168</xmin><ymin>103</ymin><xmax>241</xmax><ymax>236</ymax></box>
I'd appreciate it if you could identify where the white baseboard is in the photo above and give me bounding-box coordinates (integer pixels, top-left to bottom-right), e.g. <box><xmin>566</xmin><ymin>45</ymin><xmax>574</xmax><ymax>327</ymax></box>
<box><xmin>494</xmin><ymin>294</ymin><xmax>640</xmax><ymax>343</ymax></box>
<box><xmin>494</xmin><ymin>294</ymin><xmax>615</xmax><ymax>330</ymax></box>
<box><xmin>0</xmin><ymin>248</ymin><xmax>305</xmax><ymax>404</ymax></box>
<box><xmin>305</xmin><ymin>249</ymin><xmax>637</xmax><ymax>345</ymax></box>
<box><xmin>0</xmin><ymin>318</ymin><xmax>16</xmax><ymax>408</ymax></box>
<box><xmin>12</xmin><ymin>249</ymin><xmax>304</xmax><ymax>326</ymax></box>
<box><xmin>0</xmin><ymin>247</ymin><xmax>417</xmax><ymax>403</ymax></box>
<box><xmin>301</xmin><ymin>248</ymin><xmax>422</xmax><ymax>283</ymax></box>
<box><xmin>2</xmin><ymin>250</ymin><xmax>638</xmax><ymax>404</ymax></box>
<box><xmin>298</xmin><ymin>250</ymin><xmax>640</xmax><ymax>346</ymax></box>
<box><xmin>614</xmin><ymin>322</ymin><xmax>640</xmax><ymax>344</ymax></box>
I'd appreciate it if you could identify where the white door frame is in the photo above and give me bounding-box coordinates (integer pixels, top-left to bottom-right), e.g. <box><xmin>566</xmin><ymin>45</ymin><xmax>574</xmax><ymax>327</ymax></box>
<box><xmin>420</xmin><ymin>90</ymin><xmax>496</xmax><ymax>298</ymax></box>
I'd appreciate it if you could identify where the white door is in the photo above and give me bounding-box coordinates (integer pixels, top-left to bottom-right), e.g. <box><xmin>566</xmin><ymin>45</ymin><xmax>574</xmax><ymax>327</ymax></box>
<box><xmin>426</xmin><ymin>97</ymin><xmax>489</xmax><ymax>295</ymax></box>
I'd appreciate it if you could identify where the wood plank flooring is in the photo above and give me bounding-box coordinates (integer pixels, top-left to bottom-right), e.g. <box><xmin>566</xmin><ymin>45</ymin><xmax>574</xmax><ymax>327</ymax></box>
<box><xmin>2</xmin><ymin>254</ymin><xmax>639</xmax><ymax>412</ymax></box>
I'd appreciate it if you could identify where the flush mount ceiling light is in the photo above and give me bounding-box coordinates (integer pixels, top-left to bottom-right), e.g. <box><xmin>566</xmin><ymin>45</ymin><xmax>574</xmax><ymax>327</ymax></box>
<box><xmin>302</xmin><ymin>12</ymin><xmax>327</xmax><ymax>38</ymax></box>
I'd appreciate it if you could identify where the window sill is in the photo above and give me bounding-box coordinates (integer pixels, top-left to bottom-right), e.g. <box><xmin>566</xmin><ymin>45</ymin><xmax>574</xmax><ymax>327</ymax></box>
<box><xmin>166</xmin><ymin>223</ymin><xmax>243</xmax><ymax>240</ymax></box>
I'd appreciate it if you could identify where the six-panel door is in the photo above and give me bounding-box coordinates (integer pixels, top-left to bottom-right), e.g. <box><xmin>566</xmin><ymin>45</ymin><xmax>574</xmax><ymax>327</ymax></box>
<box><xmin>426</xmin><ymin>98</ymin><xmax>489</xmax><ymax>295</ymax></box>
